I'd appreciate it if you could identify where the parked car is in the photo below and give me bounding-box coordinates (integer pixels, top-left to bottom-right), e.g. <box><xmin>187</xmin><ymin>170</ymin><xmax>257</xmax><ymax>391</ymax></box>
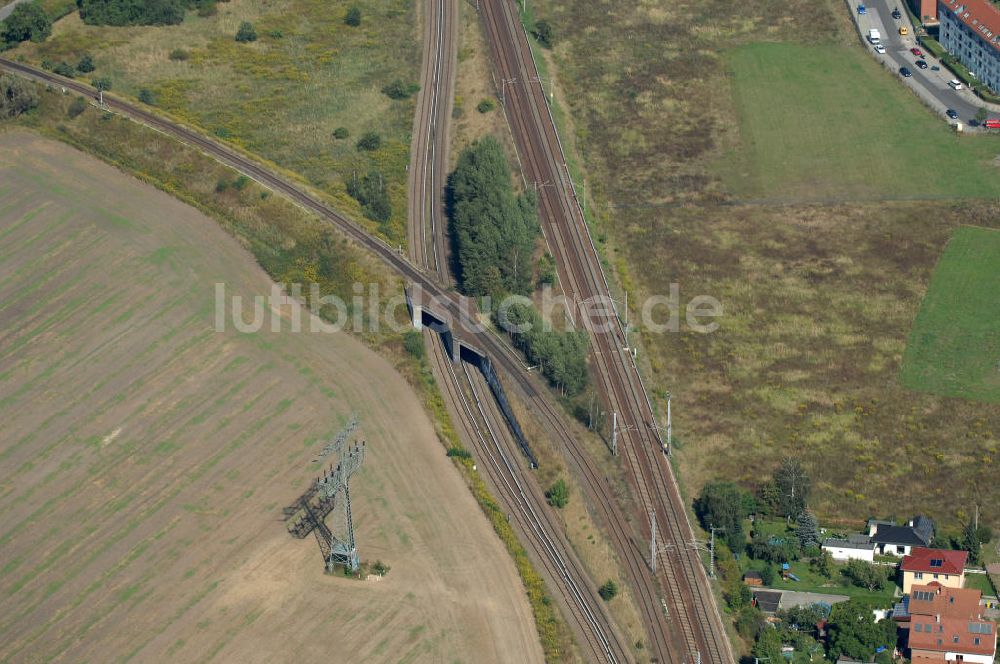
<box><xmin>900</xmin><ymin>66</ymin><xmax>912</xmax><ymax>77</ymax></box>
<box><xmin>899</xmin><ymin>26</ymin><xmax>909</xmax><ymax>35</ymax></box>
<box><xmin>874</xmin><ymin>44</ymin><xmax>887</xmax><ymax>54</ymax></box>
<box><xmin>915</xmin><ymin>59</ymin><xmax>928</xmax><ymax>69</ymax></box>
<box><xmin>949</xmin><ymin>79</ymin><xmax>963</xmax><ymax>90</ymax></box>
<box><xmin>857</xmin><ymin>3</ymin><xmax>867</xmax><ymax>14</ymax></box>
<box><xmin>985</xmin><ymin>119</ymin><xmax>1000</xmax><ymax>129</ymax></box>
<box><xmin>946</xmin><ymin>109</ymin><xmax>959</xmax><ymax>119</ymax></box>
<box><xmin>931</xmin><ymin>65</ymin><xmax>941</xmax><ymax>71</ymax></box>
<box><xmin>911</xmin><ymin>47</ymin><xmax>924</xmax><ymax>57</ymax></box>
<box><xmin>892</xmin><ymin>7</ymin><xmax>902</xmax><ymax>18</ymax></box>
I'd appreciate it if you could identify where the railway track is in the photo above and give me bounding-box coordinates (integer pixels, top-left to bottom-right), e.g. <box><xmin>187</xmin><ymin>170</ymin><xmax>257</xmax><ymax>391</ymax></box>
<box><xmin>1</xmin><ymin>35</ymin><xmax>732</xmax><ymax>660</ymax></box>
<box><xmin>476</xmin><ymin>1</ymin><xmax>734</xmax><ymax>661</ymax></box>
<box><xmin>407</xmin><ymin>0</ymin><xmax>457</xmax><ymax>283</ymax></box>
<box><xmin>405</xmin><ymin>4</ymin><xmax>633</xmax><ymax>659</ymax></box>
<box><xmin>424</xmin><ymin>332</ymin><xmax>630</xmax><ymax>662</ymax></box>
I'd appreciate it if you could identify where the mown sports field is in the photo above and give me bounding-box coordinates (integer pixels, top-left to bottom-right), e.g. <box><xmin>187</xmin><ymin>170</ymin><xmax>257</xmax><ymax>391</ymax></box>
<box><xmin>0</xmin><ymin>130</ymin><xmax>543</xmax><ymax>663</ymax></box>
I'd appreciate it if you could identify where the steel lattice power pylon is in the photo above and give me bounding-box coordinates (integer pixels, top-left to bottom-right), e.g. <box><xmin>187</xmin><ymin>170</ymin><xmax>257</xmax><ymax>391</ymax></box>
<box><xmin>283</xmin><ymin>420</ymin><xmax>366</xmax><ymax>572</ymax></box>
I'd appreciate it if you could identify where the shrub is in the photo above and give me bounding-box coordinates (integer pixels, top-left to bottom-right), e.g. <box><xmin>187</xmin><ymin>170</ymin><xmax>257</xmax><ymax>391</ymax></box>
<box><xmin>195</xmin><ymin>0</ymin><xmax>216</xmax><ymax>17</ymax></box>
<box><xmin>382</xmin><ymin>79</ymin><xmax>419</xmax><ymax>100</ymax></box>
<box><xmin>138</xmin><ymin>88</ymin><xmax>155</xmax><ymax>104</ymax></box>
<box><xmin>1</xmin><ymin>4</ymin><xmax>52</xmax><ymax>44</ymax></box>
<box><xmin>533</xmin><ymin>20</ymin><xmax>553</xmax><ymax>48</ymax></box>
<box><xmin>91</xmin><ymin>76</ymin><xmax>112</xmax><ymax>91</ymax></box>
<box><xmin>53</xmin><ymin>62</ymin><xmax>76</xmax><ymax>78</ymax></box>
<box><xmin>346</xmin><ymin>169</ymin><xmax>391</xmax><ymax>224</ymax></box>
<box><xmin>332</xmin><ymin>126</ymin><xmax>349</xmax><ymax>139</ymax></box>
<box><xmin>735</xmin><ymin>606</ymin><xmax>763</xmax><ymax>640</ymax></box>
<box><xmin>344</xmin><ymin>5</ymin><xmax>361</xmax><ymax>26</ymax></box>
<box><xmin>597</xmin><ymin>579</ymin><xmax>618</xmax><ymax>601</ymax></box>
<box><xmin>267</xmin><ymin>29</ymin><xmax>282</xmax><ymax>38</ymax></box>
<box><xmin>446</xmin><ymin>446</ymin><xmax>472</xmax><ymax>459</ymax></box>
<box><xmin>76</xmin><ymin>55</ymin><xmax>95</xmax><ymax>73</ymax></box>
<box><xmin>78</xmin><ymin>0</ymin><xmax>185</xmax><ymax>26</ymax></box>
<box><xmin>67</xmin><ymin>95</ymin><xmax>88</xmax><ymax>118</ymax></box>
<box><xmin>476</xmin><ymin>98</ymin><xmax>496</xmax><ymax>113</ymax></box>
<box><xmin>370</xmin><ymin>560</ymin><xmax>390</xmax><ymax>576</ymax></box>
<box><xmin>233</xmin><ymin>174</ymin><xmax>250</xmax><ymax>191</ymax></box>
<box><xmin>355</xmin><ymin>131</ymin><xmax>381</xmax><ymax>151</ymax></box>
<box><xmin>0</xmin><ymin>75</ymin><xmax>39</xmax><ymax>119</ymax></box>
<box><xmin>537</xmin><ymin>252</ymin><xmax>556</xmax><ymax>286</ymax></box>
<box><xmin>215</xmin><ymin>178</ymin><xmax>229</xmax><ymax>193</ymax></box>
<box><xmin>403</xmin><ymin>330</ymin><xmax>424</xmax><ymax>359</ymax></box>
<box><xmin>235</xmin><ymin>21</ymin><xmax>257</xmax><ymax>42</ymax></box>
<box><xmin>168</xmin><ymin>48</ymin><xmax>189</xmax><ymax>61</ymax></box>
<box><xmin>841</xmin><ymin>559</ymin><xmax>888</xmax><ymax>592</ymax></box>
<box><xmin>545</xmin><ymin>478</ymin><xmax>569</xmax><ymax>508</ymax></box>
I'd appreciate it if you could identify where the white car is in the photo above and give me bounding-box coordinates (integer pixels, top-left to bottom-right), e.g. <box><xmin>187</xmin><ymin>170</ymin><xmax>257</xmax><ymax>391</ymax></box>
<box><xmin>874</xmin><ymin>44</ymin><xmax>887</xmax><ymax>54</ymax></box>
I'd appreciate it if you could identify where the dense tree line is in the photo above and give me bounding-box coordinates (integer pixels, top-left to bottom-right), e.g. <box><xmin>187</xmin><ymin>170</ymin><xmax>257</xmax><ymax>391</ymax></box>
<box><xmin>693</xmin><ymin>481</ymin><xmax>755</xmax><ymax>552</ymax></box>
<box><xmin>76</xmin><ymin>0</ymin><xmax>212</xmax><ymax>26</ymax></box>
<box><xmin>495</xmin><ymin>302</ymin><xmax>588</xmax><ymax>395</ymax></box>
<box><xmin>2</xmin><ymin>3</ymin><xmax>51</xmax><ymax>44</ymax></box>
<box><xmin>448</xmin><ymin>137</ymin><xmax>538</xmax><ymax>297</ymax></box>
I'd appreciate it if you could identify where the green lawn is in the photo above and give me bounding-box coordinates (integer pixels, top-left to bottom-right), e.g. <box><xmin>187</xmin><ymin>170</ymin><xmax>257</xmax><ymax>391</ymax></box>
<box><xmin>900</xmin><ymin>226</ymin><xmax>1000</xmax><ymax>402</ymax></box>
<box><xmin>964</xmin><ymin>572</ymin><xmax>997</xmax><ymax>596</ymax></box>
<box><xmin>741</xmin><ymin>558</ymin><xmax>897</xmax><ymax>607</ymax></box>
<box><xmin>717</xmin><ymin>42</ymin><xmax>1000</xmax><ymax>202</ymax></box>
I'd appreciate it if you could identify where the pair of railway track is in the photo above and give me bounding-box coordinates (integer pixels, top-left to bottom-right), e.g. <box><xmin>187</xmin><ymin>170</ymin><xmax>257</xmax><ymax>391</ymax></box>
<box><xmin>408</xmin><ymin>0</ymin><xmax>456</xmax><ymax>285</ymax></box>
<box><xmin>405</xmin><ymin>3</ymin><xmax>632</xmax><ymax>660</ymax></box>
<box><xmin>475</xmin><ymin>1</ymin><xmax>734</xmax><ymax>661</ymax></box>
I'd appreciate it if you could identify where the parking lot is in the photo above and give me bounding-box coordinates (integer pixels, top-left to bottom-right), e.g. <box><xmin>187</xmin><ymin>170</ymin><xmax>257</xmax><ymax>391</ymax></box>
<box><xmin>851</xmin><ymin>0</ymin><xmax>1000</xmax><ymax>128</ymax></box>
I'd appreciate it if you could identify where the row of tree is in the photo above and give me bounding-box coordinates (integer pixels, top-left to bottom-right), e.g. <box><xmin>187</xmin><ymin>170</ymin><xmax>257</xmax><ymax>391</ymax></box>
<box><xmin>494</xmin><ymin>302</ymin><xmax>588</xmax><ymax>396</ymax></box>
<box><xmin>448</xmin><ymin>137</ymin><xmax>539</xmax><ymax>297</ymax></box>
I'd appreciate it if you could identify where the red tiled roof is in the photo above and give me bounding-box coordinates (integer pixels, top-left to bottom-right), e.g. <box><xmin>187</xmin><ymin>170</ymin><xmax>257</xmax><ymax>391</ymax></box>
<box><xmin>908</xmin><ymin>615</ymin><xmax>996</xmax><ymax>656</ymax></box>
<box><xmin>942</xmin><ymin>0</ymin><xmax>1000</xmax><ymax>52</ymax></box>
<box><xmin>902</xmin><ymin>547</ymin><xmax>968</xmax><ymax>575</ymax></box>
<box><xmin>909</xmin><ymin>584</ymin><xmax>982</xmax><ymax>621</ymax></box>
<box><xmin>908</xmin><ymin>580</ymin><xmax>996</xmax><ymax>658</ymax></box>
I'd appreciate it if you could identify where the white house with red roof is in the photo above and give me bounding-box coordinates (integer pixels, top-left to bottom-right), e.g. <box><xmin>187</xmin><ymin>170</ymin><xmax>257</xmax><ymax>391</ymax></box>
<box><xmin>901</xmin><ymin>547</ymin><xmax>968</xmax><ymax>594</ymax></box>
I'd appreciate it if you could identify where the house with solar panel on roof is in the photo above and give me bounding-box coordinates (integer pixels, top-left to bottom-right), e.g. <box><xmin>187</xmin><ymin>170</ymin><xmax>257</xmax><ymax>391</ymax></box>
<box><xmin>892</xmin><ymin>582</ymin><xmax>997</xmax><ymax>663</ymax></box>
<box><xmin>901</xmin><ymin>547</ymin><xmax>969</xmax><ymax>594</ymax></box>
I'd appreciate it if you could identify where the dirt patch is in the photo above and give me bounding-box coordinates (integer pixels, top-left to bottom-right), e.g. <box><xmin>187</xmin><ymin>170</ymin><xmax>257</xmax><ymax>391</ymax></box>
<box><xmin>0</xmin><ymin>131</ymin><xmax>542</xmax><ymax>663</ymax></box>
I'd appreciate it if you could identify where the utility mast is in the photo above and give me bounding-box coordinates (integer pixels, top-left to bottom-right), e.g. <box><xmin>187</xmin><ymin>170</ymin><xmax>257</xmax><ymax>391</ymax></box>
<box><xmin>284</xmin><ymin>420</ymin><xmax>367</xmax><ymax>572</ymax></box>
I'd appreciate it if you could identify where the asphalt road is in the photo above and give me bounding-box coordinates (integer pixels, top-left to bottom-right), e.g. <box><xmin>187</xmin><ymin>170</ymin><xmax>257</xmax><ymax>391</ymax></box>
<box><xmin>856</xmin><ymin>0</ymin><xmax>1000</xmax><ymax>126</ymax></box>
